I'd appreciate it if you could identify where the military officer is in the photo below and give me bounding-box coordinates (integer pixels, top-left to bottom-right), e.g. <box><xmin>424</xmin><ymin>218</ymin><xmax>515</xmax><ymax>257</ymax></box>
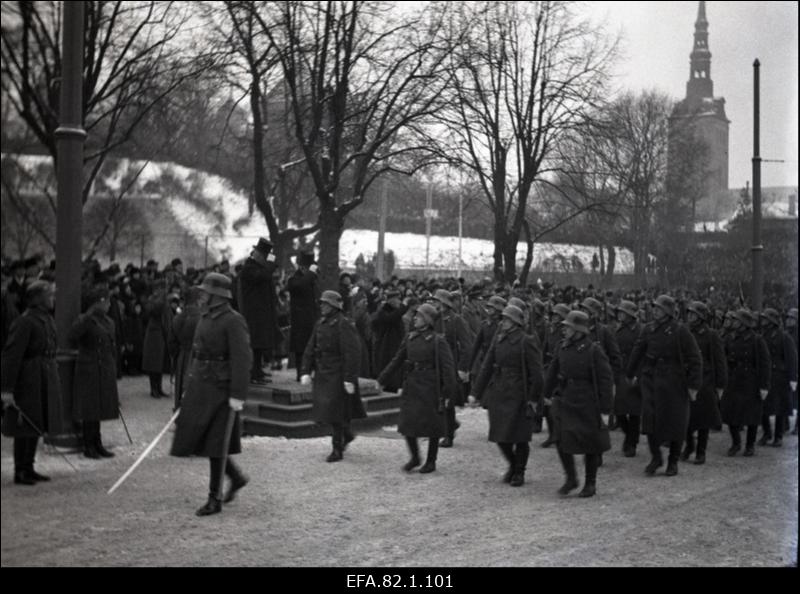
<box><xmin>613</xmin><ymin>300</ymin><xmax>643</xmax><ymax>457</ymax></box>
<box><xmin>377</xmin><ymin>303</ymin><xmax>456</xmax><ymax>474</ymax></box>
<box><xmin>468</xmin><ymin>295</ymin><xmax>506</xmax><ymax>382</ymax></box>
<box><xmin>540</xmin><ymin>303</ymin><xmax>570</xmax><ymax>448</ymax></box>
<box><xmin>170</xmin><ymin>273</ymin><xmax>252</xmax><ymax>516</ymax></box>
<box><xmin>757</xmin><ymin>308</ymin><xmax>797</xmax><ymax>447</ymax></box>
<box><xmin>626</xmin><ymin>295</ymin><xmax>702</xmax><ymax>477</ymax></box>
<box><xmin>301</xmin><ymin>290</ymin><xmax>366</xmax><ymax>462</ymax></box>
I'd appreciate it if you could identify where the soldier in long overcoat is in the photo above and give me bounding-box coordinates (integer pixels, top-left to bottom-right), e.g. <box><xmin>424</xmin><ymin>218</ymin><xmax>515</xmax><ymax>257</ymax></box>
<box><xmin>431</xmin><ymin>289</ymin><xmax>474</xmax><ymax>448</ymax></box>
<box><xmin>757</xmin><ymin>308</ymin><xmax>797</xmax><ymax>447</ymax></box>
<box><xmin>69</xmin><ymin>287</ymin><xmax>120</xmax><ymax>459</ymax></box>
<box><xmin>543</xmin><ymin>311</ymin><xmax>614</xmax><ymax>498</ymax></box>
<box><xmin>470</xmin><ymin>305</ymin><xmax>543</xmax><ymax>487</ymax></box>
<box><xmin>681</xmin><ymin>301</ymin><xmax>727</xmax><ymax>465</ymax></box>
<box><xmin>378</xmin><ymin>303</ymin><xmax>456</xmax><ymax>474</ymax></box>
<box><xmin>237</xmin><ymin>237</ymin><xmax>279</xmax><ymax>383</ymax></box>
<box><xmin>170</xmin><ymin>273</ymin><xmax>252</xmax><ymax>517</ymax></box>
<box><xmin>540</xmin><ymin>303</ymin><xmax>570</xmax><ymax>448</ymax></box>
<box><xmin>613</xmin><ymin>300</ymin><xmax>643</xmax><ymax>457</ymax></box>
<box><xmin>169</xmin><ymin>287</ymin><xmax>202</xmax><ymax>411</ymax></box>
<box><xmin>370</xmin><ymin>289</ymin><xmax>408</xmax><ymax>392</ymax></box>
<box><xmin>141</xmin><ymin>290</ymin><xmax>172</xmax><ymax>397</ymax></box>
<box><xmin>626</xmin><ymin>295</ymin><xmax>703</xmax><ymax>477</ymax></box>
<box><xmin>1</xmin><ymin>281</ymin><xmax>63</xmax><ymax>484</ymax></box>
<box><xmin>287</xmin><ymin>252</ymin><xmax>320</xmax><ymax>381</ymax></box>
<box><xmin>468</xmin><ymin>295</ymin><xmax>505</xmax><ymax>381</ymax></box>
<box><xmin>301</xmin><ymin>290</ymin><xmax>366</xmax><ymax>462</ymax></box>
<box><xmin>785</xmin><ymin>308</ymin><xmax>798</xmax><ymax>435</ymax></box>
<box><xmin>720</xmin><ymin>309</ymin><xmax>771</xmax><ymax>456</ymax></box>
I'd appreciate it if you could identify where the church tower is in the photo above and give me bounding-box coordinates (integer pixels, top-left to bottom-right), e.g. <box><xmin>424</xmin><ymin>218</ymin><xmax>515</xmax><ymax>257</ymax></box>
<box><xmin>669</xmin><ymin>1</ymin><xmax>730</xmax><ymax>224</ymax></box>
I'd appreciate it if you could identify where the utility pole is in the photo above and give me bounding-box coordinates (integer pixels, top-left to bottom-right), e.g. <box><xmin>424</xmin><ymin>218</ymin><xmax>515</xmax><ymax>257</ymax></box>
<box><xmin>425</xmin><ymin>184</ymin><xmax>433</xmax><ymax>272</ymax></box>
<box><xmin>376</xmin><ymin>180</ymin><xmax>388</xmax><ymax>281</ymax></box>
<box><xmin>54</xmin><ymin>0</ymin><xmax>86</xmax><ymax>444</ymax></box>
<box><xmin>751</xmin><ymin>59</ymin><xmax>763</xmax><ymax>310</ymax></box>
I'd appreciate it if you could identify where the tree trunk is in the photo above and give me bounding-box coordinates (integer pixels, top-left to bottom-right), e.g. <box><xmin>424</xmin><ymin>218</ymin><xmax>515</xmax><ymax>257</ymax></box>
<box><xmin>318</xmin><ymin>203</ymin><xmax>343</xmax><ymax>291</ymax></box>
<box><xmin>605</xmin><ymin>245</ymin><xmax>616</xmax><ymax>277</ymax></box>
<box><xmin>503</xmin><ymin>240</ymin><xmax>518</xmax><ymax>284</ymax></box>
<box><xmin>519</xmin><ymin>220</ymin><xmax>534</xmax><ymax>286</ymax></box>
<box><xmin>492</xmin><ymin>217</ymin><xmax>506</xmax><ymax>282</ymax></box>
<box><xmin>598</xmin><ymin>245</ymin><xmax>605</xmax><ymax>276</ymax></box>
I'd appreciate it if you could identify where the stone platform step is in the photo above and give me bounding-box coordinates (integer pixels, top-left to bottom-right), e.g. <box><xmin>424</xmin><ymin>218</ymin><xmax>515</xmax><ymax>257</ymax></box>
<box><xmin>243</xmin><ymin>407</ymin><xmax>400</xmax><ymax>439</ymax></box>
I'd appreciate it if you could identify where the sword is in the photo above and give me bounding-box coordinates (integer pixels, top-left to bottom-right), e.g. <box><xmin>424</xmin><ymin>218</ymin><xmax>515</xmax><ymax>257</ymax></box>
<box><xmin>8</xmin><ymin>403</ymin><xmax>78</xmax><ymax>473</ymax></box>
<box><xmin>118</xmin><ymin>406</ymin><xmax>133</xmax><ymax>445</ymax></box>
<box><xmin>217</xmin><ymin>405</ymin><xmax>238</xmax><ymax>500</ymax></box>
<box><xmin>108</xmin><ymin>408</ymin><xmax>180</xmax><ymax>495</ymax></box>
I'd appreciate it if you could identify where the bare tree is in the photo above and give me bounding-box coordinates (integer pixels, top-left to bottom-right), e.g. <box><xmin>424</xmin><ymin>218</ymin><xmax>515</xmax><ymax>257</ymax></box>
<box><xmin>252</xmin><ymin>1</ymin><xmax>455</xmax><ymax>289</ymax></box>
<box><xmin>435</xmin><ymin>1</ymin><xmax>617</xmax><ymax>282</ymax></box>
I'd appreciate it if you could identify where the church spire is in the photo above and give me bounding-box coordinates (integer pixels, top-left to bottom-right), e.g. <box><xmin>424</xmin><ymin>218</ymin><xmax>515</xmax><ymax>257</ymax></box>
<box><xmin>686</xmin><ymin>1</ymin><xmax>713</xmax><ymax>102</ymax></box>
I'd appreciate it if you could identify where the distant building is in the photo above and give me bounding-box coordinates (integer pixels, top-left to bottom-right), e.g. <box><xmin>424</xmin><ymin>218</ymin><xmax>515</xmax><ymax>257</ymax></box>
<box><xmin>668</xmin><ymin>1</ymin><xmax>730</xmax><ymax>226</ymax></box>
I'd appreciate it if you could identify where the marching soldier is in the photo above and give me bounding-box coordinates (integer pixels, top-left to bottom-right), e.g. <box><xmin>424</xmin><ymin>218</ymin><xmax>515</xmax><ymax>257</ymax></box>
<box><xmin>683</xmin><ymin>301</ymin><xmax>727</xmax><ymax>464</ymax></box>
<box><xmin>543</xmin><ymin>311</ymin><xmax>614</xmax><ymax>498</ymax></box>
<box><xmin>469</xmin><ymin>305</ymin><xmax>543</xmax><ymax>487</ymax></box>
<box><xmin>377</xmin><ymin>303</ymin><xmax>456</xmax><ymax>474</ymax></box>
<box><xmin>170</xmin><ymin>273</ymin><xmax>252</xmax><ymax>516</ymax></box>
<box><xmin>430</xmin><ymin>289</ymin><xmax>474</xmax><ymax>448</ymax></box>
<box><xmin>786</xmin><ymin>308</ymin><xmax>798</xmax><ymax>435</ymax></box>
<box><xmin>626</xmin><ymin>295</ymin><xmax>702</xmax><ymax>477</ymax></box>
<box><xmin>613</xmin><ymin>300</ymin><xmax>643</xmax><ymax>457</ymax></box>
<box><xmin>301</xmin><ymin>291</ymin><xmax>366</xmax><ymax>462</ymax></box>
<box><xmin>468</xmin><ymin>295</ymin><xmax>506</xmax><ymax>382</ymax></box>
<box><xmin>540</xmin><ymin>303</ymin><xmax>571</xmax><ymax>448</ymax></box>
<box><xmin>720</xmin><ymin>309</ymin><xmax>771</xmax><ymax>457</ymax></box>
<box><xmin>757</xmin><ymin>308</ymin><xmax>797</xmax><ymax>447</ymax></box>
<box><xmin>1</xmin><ymin>281</ymin><xmax>63</xmax><ymax>484</ymax></box>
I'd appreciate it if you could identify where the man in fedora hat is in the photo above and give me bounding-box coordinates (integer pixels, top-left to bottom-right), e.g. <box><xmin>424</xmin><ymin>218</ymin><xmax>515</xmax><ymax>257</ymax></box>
<box><xmin>171</xmin><ymin>273</ymin><xmax>252</xmax><ymax>516</ymax></box>
<box><xmin>757</xmin><ymin>308</ymin><xmax>797</xmax><ymax>448</ymax></box>
<box><xmin>237</xmin><ymin>237</ymin><xmax>279</xmax><ymax>384</ymax></box>
<box><xmin>288</xmin><ymin>251</ymin><xmax>320</xmax><ymax>382</ymax></box>
<box><xmin>626</xmin><ymin>294</ymin><xmax>702</xmax><ymax>477</ymax></box>
<box><xmin>301</xmin><ymin>291</ymin><xmax>366</xmax><ymax>462</ymax></box>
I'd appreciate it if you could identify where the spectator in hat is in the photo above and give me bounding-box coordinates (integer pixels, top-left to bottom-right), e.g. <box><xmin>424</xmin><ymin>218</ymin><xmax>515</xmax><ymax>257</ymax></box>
<box><xmin>301</xmin><ymin>290</ymin><xmax>366</xmax><ymax>463</ymax></box>
<box><xmin>370</xmin><ymin>288</ymin><xmax>409</xmax><ymax>392</ymax></box>
<box><xmin>287</xmin><ymin>252</ymin><xmax>320</xmax><ymax>382</ymax></box>
<box><xmin>69</xmin><ymin>286</ymin><xmax>120</xmax><ymax>459</ymax></box>
<box><xmin>237</xmin><ymin>238</ymin><xmax>279</xmax><ymax>384</ymax></box>
<box><xmin>1</xmin><ymin>281</ymin><xmax>63</xmax><ymax>484</ymax></box>
<box><xmin>339</xmin><ymin>272</ymin><xmax>355</xmax><ymax>316</ymax></box>
<box><xmin>171</xmin><ymin>273</ymin><xmax>252</xmax><ymax>517</ymax></box>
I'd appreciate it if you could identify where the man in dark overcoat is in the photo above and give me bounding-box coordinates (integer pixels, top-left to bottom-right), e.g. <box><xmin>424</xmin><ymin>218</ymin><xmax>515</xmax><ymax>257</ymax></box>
<box><xmin>69</xmin><ymin>287</ymin><xmax>121</xmax><ymax>459</ymax></box>
<box><xmin>377</xmin><ymin>303</ymin><xmax>456</xmax><ymax>474</ymax></box>
<box><xmin>540</xmin><ymin>303</ymin><xmax>570</xmax><ymax>448</ymax></box>
<box><xmin>543</xmin><ymin>311</ymin><xmax>614</xmax><ymax>498</ymax></box>
<box><xmin>785</xmin><ymin>308</ymin><xmax>798</xmax><ymax>435</ymax></box>
<box><xmin>370</xmin><ymin>289</ymin><xmax>408</xmax><ymax>392</ymax></box>
<box><xmin>468</xmin><ymin>295</ymin><xmax>506</xmax><ymax>382</ymax></box>
<box><xmin>470</xmin><ymin>305</ymin><xmax>543</xmax><ymax>487</ymax></box>
<box><xmin>720</xmin><ymin>309</ymin><xmax>771</xmax><ymax>457</ymax></box>
<box><xmin>431</xmin><ymin>289</ymin><xmax>474</xmax><ymax>448</ymax></box>
<box><xmin>301</xmin><ymin>291</ymin><xmax>366</xmax><ymax>462</ymax></box>
<box><xmin>170</xmin><ymin>273</ymin><xmax>252</xmax><ymax>516</ymax></box>
<box><xmin>169</xmin><ymin>287</ymin><xmax>203</xmax><ymax>411</ymax></box>
<box><xmin>682</xmin><ymin>301</ymin><xmax>727</xmax><ymax>465</ymax></box>
<box><xmin>1</xmin><ymin>281</ymin><xmax>63</xmax><ymax>484</ymax></box>
<box><xmin>237</xmin><ymin>237</ymin><xmax>279</xmax><ymax>384</ymax></box>
<box><xmin>757</xmin><ymin>308</ymin><xmax>797</xmax><ymax>447</ymax></box>
<box><xmin>287</xmin><ymin>252</ymin><xmax>320</xmax><ymax>381</ymax></box>
<box><xmin>626</xmin><ymin>294</ymin><xmax>703</xmax><ymax>477</ymax></box>
<box><xmin>141</xmin><ymin>289</ymin><xmax>172</xmax><ymax>398</ymax></box>
<box><xmin>613</xmin><ymin>300</ymin><xmax>643</xmax><ymax>457</ymax></box>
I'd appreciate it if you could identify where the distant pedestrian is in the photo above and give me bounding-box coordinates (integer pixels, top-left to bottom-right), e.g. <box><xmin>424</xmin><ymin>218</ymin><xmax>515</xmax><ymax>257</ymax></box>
<box><xmin>287</xmin><ymin>252</ymin><xmax>320</xmax><ymax>381</ymax></box>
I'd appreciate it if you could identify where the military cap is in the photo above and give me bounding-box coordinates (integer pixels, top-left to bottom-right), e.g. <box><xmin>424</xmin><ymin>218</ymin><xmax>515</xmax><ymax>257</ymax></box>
<box><xmin>486</xmin><ymin>295</ymin><xmax>507</xmax><ymax>313</ymax></box>
<box><xmin>298</xmin><ymin>251</ymin><xmax>315</xmax><ymax>267</ymax></box>
<box><xmin>652</xmin><ymin>294</ymin><xmax>676</xmax><ymax>317</ymax></box>
<box><xmin>733</xmin><ymin>308</ymin><xmax>757</xmax><ymax>328</ymax></box>
<box><xmin>787</xmin><ymin>308</ymin><xmax>798</xmax><ymax>321</ymax></box>
<box><xmin>686</xmin><ymin>301</ymin><xmax>710</xmax><ymax>322</ymax></box>
<box><xmin>552</xmin><ymin>303</ymin><xmax>571</xmax><ymax>320</ymax></box>
<box><xmin>562</xmin><ymin>310</ymin><xmax>590</xmax><ymax>335</ymax></box>
<box><xmin>199</xmin><ymin>272</ymin><xmax>233</xmax><ymax>299</ymax></box>
<box><xmin>616</xmin><ymin>300</ymin><xmax>639</xmax><ymax>319</ymax></box>
<box><xmin>501</xmin><ymin>305</ymin><xmax>525</xmax><ymax>327</ymax></box>
<box><xmin>416</xmin><ymin>303</ymin><xmax>439</xmax><ymax>327</ymax></box>
<box><xmin>433</xmin><ymin>289</ymin><xmax>454</xmax><ymax>309</ymax></box>
<box><xmin>508</xmin><ymin>297</ymin><xmax>528</xmax><ymax>311</ymax></box>
<box><xmin>320</xmin><ymin>290</ymin><xmax>343</xmax><ymax>310</ymax></box>
<box><xmin>580</xmin><ymin>297</ymin><xmax>603</xmax><ymax>316</ymax></box>
<box><xmin>760</xmin><ymin>308</ymin><xmax>781</xmax><ymax>327</ymax></box>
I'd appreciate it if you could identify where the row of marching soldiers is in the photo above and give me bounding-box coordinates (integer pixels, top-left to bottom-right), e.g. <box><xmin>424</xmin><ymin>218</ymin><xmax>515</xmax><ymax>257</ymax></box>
<box><xmin>371</xmin><ymin>291</ymin><xmax>798</xmax><ymax>498</ymax></box>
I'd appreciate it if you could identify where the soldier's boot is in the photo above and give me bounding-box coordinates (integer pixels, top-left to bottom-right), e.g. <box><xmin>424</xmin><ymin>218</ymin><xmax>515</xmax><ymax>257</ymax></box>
<box><xmin>758</xmin><ymin>416</ymin><xmax>772</xmax><ymax>446</ymax></box>
<box><xmin>793</xmin><ymin>418</ymin><xmax>798</xmax><ymax>436</ymax></box>
<box><xmin>196</xmin><ymin>495</ymin><xmax>222</xmax><ymax>517</ymax></box>
<box><xmin>557</xmin><ymin>449</ymin><xmax>579</xmax><ymax>496</ymax></box>
<box><xmin>498</xmin><ymin>443</ymin><xmax>515</xmax><ymax>483</ymax></box>
<box><xmin>680</xmin><ymin>432</ymin><xmax>695</xmax><ymax>461</ymax></box>
<box><xmin>343</xmin><ymin>426</ymin><xmax>356</xmax><ymax>451</ymax></box>
<box><xmin>743</xmin><ymin>425</ymin><xmax>757</xmax><ymax>456</ymax></box>
<box><xmin>771</xmin><ymin>416</ymin><xmax>784</xmax><ymax>447</ymax></box>
<box><xmin>439</xmin><ymin>408</ymin><xmax>456</xmax><ymax>447</ymax></box>
<box><xmin>419</xmin><ymin>439</ymin><xmax>438</xmax><ymax>473</ymax></box>
<box><xmin>509</xmin><ymin>443</ymin><xmax>529</xmax><ymax>487</ymax></box>
<box><xmin>403</xmin><ymin>437</ymin><xmax>421</xmax><ymax>472</ymax></box>
<box><xmin>694</xmin><ymin>429</ymin><xmax>708</xmax><ymax>465</ymax></box>
<box><xmin>95</xmin><ymin>434</ymin><xmax>115</xmax><ymax>458</ymax></box>
<box><xmin>578</xmin><ymin>454</ymin><xmax>598</xmax><ymax>497</ymax></box>
<box><xmin>608</xmin><ymin>414</ymin><xmax>618</xmax><ymax>431</ymax></box>
<box><xmin>222</xmin><ymin>461</ymin><xmax>249</xmax><ymax>504</ymax></box>
<box><xmin>327</xmin><ymin>427</ymin><xmax>344</xmax><ymax>462</ymax></box>
<box><xmin>14</xmin><ymin>470</ymin><xmax>37</xmax><ymax>485</ymax></box>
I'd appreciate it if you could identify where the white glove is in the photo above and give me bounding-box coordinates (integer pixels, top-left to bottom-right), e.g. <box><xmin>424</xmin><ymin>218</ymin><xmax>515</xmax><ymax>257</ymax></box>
<box><xmin>229</xmin><ymin>398</ymin><xmax>244</xmax><ymax>411</ymax></box>
<box><xmin>688</xmin><ymin>389</ymin><xmax>698</xmax><ymax>402</ymax></box>
<box><xmin>791</xmin><ymin>381</ymin><xmax>797</xmax><ymax>392</ymax></box>
<box><xmin>397</xmin><ymin>388</ymin><xmax>403</xmax><ymax>396</ymax></box>
<box><xmin>458</xmin><ymin>370</ymin><xmax>469</xmax><ymax>382</ymax></box>
<box><xmin>1</xmin><ymin>391</ymin><xmax>14</xmax><ymax>407</ymax></box>
<box><xmin>543</xmin><ymin>398</ymin><xmax>552</xmax><ymax>406</ymax></box>
<box><xmin>267</xmin><ymin>253</ymin><xmax>276</xmax><ymax>262</ymax></box>
<box><xmin>344</xmin><ymin>382</ymin><xmax>355</xmax><ymax>394</ymax></box>
<box><xmin>716</xmin><ymin>388</ymin><xmax>724</xmax><ymax>399</ymax></box>
<box><xmin>601</xmin><ymin>414</ymin><xmax>610</xmax><ymax>426</ymax></box>
<box><xmin>349</xmin><ymin>287</ymin><xmax>359</xmax><ymax>297</ymax></box>
<box><xmin>300</xmin><ymin>374</ymin><xmax>312</xmax><ymax>386</ymax></box>
<box><xmin>309</xmin><ymin>264</ymin><xmax>319</xmax><ymax>274</ymax></box>
<box><xmin>759</xmin><ymin>389</ymin><xmax>768</xmax><ymax>401</ymax></box>
<box><xmin>467</xmin><ymin>395</ymin><xmax>478</xmax><ymax>408</ymax></box>
<box><xmin>629</xmin><ymin>376</ymin><xmax>638</xmax><ymax>385</ymax></box>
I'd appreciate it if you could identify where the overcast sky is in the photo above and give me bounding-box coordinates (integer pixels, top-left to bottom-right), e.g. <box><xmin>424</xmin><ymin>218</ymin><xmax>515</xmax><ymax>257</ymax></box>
<box><xmin>585</xmin><ymin>0</ymin><xmax>798</xmax><ymax>189</ymax></box>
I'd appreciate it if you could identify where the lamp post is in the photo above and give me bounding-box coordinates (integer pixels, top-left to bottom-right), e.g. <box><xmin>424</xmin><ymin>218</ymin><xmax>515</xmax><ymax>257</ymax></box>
<box><xmin>751</xmin><ymin>59</ymin><xmax>763</xmax><ymax>311</ymax></box>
